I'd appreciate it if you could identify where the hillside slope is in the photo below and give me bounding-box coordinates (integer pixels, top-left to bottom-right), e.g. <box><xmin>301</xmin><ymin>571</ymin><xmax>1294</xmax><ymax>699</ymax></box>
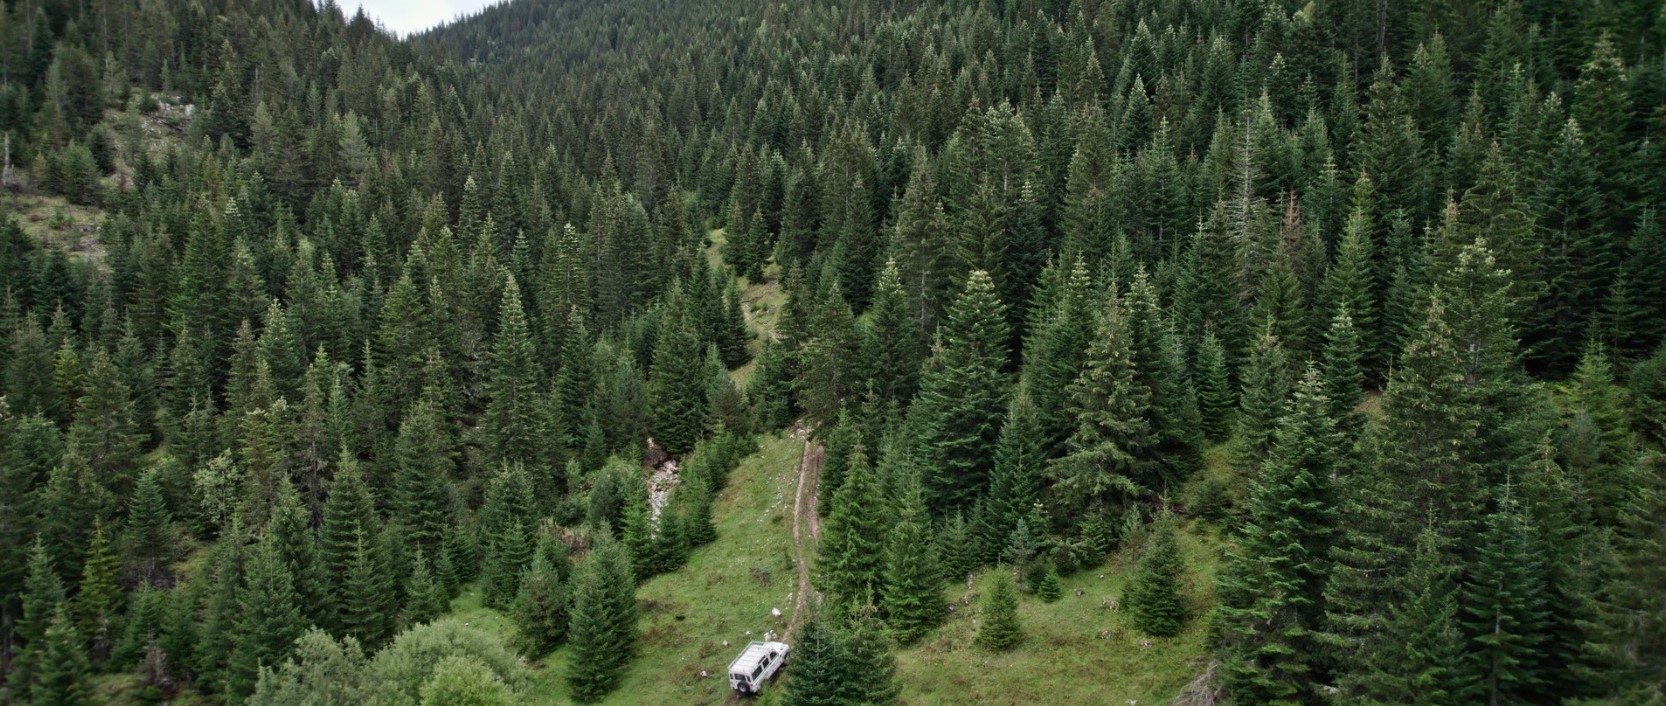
<box><xmin>440</xmin><ymin>432</ymin><xmax>1223</xmax><ymax>705</ymax></box>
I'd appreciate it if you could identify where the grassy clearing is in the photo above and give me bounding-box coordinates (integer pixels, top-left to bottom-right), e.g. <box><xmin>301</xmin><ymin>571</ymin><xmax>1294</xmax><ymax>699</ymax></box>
<box><xmin>705</xmin><ymin>228</ymin><xmax>785</xmax><ymax>388</ymax></box>
<box><xmin>601</xmin><ymin>431</ymin><xmax>803</xmax><ymax>704</ymax></box>
<box><xmin>449</xmin><ymin>431</ymin><xmax>805</xmax><ymax>705</ymax></box>
<box><xmin>447</xmin><ymin>432</ymin><xmax>1226</xmax><ymax>705</ymax></box>
<box><xmin>894</xmin><ymin>523</ymin><xmax>1220</xmax><ymax>706</ymax></box>
<box><xmin>2</xmin><ymin>192</ymin><xmax>107</xmax><ymax>263</ymax></box>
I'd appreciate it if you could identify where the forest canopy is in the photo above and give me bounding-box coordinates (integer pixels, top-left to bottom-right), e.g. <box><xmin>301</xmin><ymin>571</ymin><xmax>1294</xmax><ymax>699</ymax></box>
<box><xmin>1</xmin><ymin>0</ymin><xmax>1664</xmax><ymax>703</ymax></box>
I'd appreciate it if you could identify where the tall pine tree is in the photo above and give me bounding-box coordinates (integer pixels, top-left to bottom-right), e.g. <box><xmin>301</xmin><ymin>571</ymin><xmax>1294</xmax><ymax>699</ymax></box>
<box><xmin>1217</xmin><ymin>368</ymin><xmax>1340</xmax><ymax>704</ymax></box>
<box><xmin>565</xmin><ymin>535</ymin><xmax>637</xmax><ymax>702</ymax></box>
<box><xmin>912</xmin><ymin>271</ymin><xmax>1010</xmax><ymax>515</ymax></box>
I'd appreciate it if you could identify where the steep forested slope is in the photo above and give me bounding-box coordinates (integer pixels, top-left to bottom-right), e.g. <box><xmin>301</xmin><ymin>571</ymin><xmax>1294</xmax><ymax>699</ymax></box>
<box><xmin>2</xmin><ymin>0</ymin><xmax>1665</xmax><ymax>704</ymax></box>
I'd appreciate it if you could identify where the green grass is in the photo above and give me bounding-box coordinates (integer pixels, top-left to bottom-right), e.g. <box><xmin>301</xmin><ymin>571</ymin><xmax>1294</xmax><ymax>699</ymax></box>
<box><xmin>443</xmin><ymin>430</ymin><xmax>1224</xmax><ymax>705</ymax></box>
<box><xmin>2</xmin><ymin>192</ymin><xmax>107</xmax><ymax>264</ymax></box>
<box><xmin>705</xmin><ymin>227</ymin><xmax>785</xmax><ymax>388</ymax></box>
<box><xmin>892</xmin><ymin>442</ymin><xmax>1235</xmax><ymax>705</ymax></box>
<box><xmin>447</xmin><ymin>431</ymin><xmax>806</xmax><ymax>705</ymax></box>
<box><xmin>894</xmin><ymin>524</ymin><xmax>1221</xmax><ymax>706</ymax></box>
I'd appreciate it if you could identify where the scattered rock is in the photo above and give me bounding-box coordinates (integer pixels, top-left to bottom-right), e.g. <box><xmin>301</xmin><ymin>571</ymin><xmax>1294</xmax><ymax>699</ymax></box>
<box><xmin>643</xmin><ymin>438</ymin><xmax>680</xmax><ymax>522</ymax></box>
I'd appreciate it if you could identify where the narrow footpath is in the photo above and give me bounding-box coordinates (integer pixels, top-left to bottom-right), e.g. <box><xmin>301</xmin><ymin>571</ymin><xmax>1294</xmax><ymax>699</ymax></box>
<box><xmin>786</xmin><ymin>428</ymin><xmax>823</xmax><ymax>639</ymax></box>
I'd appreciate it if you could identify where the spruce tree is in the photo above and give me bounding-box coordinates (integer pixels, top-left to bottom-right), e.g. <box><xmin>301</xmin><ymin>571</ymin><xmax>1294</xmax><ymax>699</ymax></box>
<box><xmin>66</xmin><ymin>350</ymin><xmax>142</xmax><ymax>502</ymax></box>
<box><xmin>1051</xmin><ymin>289</ymin><xmax>1149</xmax><ymax>516</ymax></box>
<box><xmin>1217</xmin><ymin>368</ymin><xmax>1340</xmax><ymax>704</ymax></box>
<box><xmin>1585</xmin><ymin>453</ymin><xmax>1666</xmax><ymax>701</ymax></box>
<box><xmin>1253</xmin><ymin>250</ymin><xmax>1311</xmax><ymax>363</ymax></box>
<box><xmin>1562</xmin><ymin>344</ymin><xmax>1635</xmax><ymax>520</ymax></box>
<box><xmin>1517</xmin><ymin>441</ymin><xmax>1604</xmax><ymax>702</ymax></box>
<box><xmin>1126</xmin><ymin>521</ymin><xmax>1187</xmax><ymax>638</ymax></box>
<box><xmin>1352</xmin><ymin>528</ymin><xmax>1465</xmax><ymax>704</ymax></box>
<box><xmin>484</xmin><ymin>516</ymin><xmax>534</xmax><ymax>608</ymax></box>
<box><xmin>404</xmin><ymin>550</ymin><xmax>448</xmax><ymax>627</ymax></box>
<box><xmin>16</xmin><ymin>539</ymin><xmax>67</xmax><ymax>687</ymax></box>
<box><xmin>440</xmin><ymin>522</ymin><xmax>477</xmax><ymax>596</ymax></box>
<box><xmin>393</xmin><ymin>399</ymin><xmax>455</xmax><ymax>550</ymax></box>
<box><xmin>977</xmin><ymin>575</ymin><xmax>1022</xmax><ymax>651</ymax></box>
<box><xmin>268</xmin><ymin>480</ymin><xmax>324</xmax><ymax>627</ymax></box>
<box><xmin>38</xmin><ymin>449</ymin><xmax>98</xmax><ymax>580</ymax></box>
<box><xmin>1017</xmin><ymin>257</ymin><xmax>1096</xmax><ymax>456</ymax></box>
<box><xmin>881</xmin><ymin>470</ymin><xmax>941</xmax><ymax>644</ymax></box>
<box><xmin>512</xmin><ymin>547</ymin><xmax>569</xmax><ymax>657</ymax></box>
<box><xmin>1321</xmin><ymin>305</ymin><xmax>1366</xmax><ymax>431</ymax></box>
<box><xmin>864</xmin><ymin>259</ymin><xmax>926</xmax><ymax>405</ymax></box>
<box><xmin>196</xmin><ymin>527</ymin><xmax>248</xmax><ymax>696</ymax></box>
<box><xmin>320</xmin><ymin>453</ymin><xmax>378</xmax><ymax>632</ymax></box>
<box><xmin>1527</xmin><ymin>119</ymin><xmax>1607</xmax><ymax>372</ymax></box>
<box><xmin>0</xmin><ymin>414</ymin><xmax>57</xmax><ymax>607</ymax></box>
<box><xmin>840</xmin><ymin>605</ymin><xmax>902</xmax><ymax>705</ymax></box>
<box><xmin>889</xmin><ymin>156</ymin><xmax>954</xmax><ymax>333</ymax></box>
<box><xmin>565</xmin><ymin>535</ymin><xmax>637</xmax><ymax>702</ymax></box>
<box><xmin>1126</xmin><ymin>269</ymin><xmax>1203</xmax><ymax>489</ymax></box>
<box><xmin>680</xmin><ymin>461</ymin><xmax>718</xmax><ymax>547</ymax></box>
<box><xmin>704</xmin><ymin>347</ymin><xmax>749</xmax><ymax>435</ymax></box>
<box><xmin>6</xmin><ymin>319</ymin><xmax>59</xmax><ymax>419</ymax></box>
<box><xmin>112</xmin><ymin>585</ymin><xmax>169</xmax><ymax>669</ymax></box>
<box><xmin>1457</xmin><ymin>147</ymin><xmax>1540</xmax><ymax>326</ymax></box>
<box><xmin>1325</xmin><ymin>294</ymin><xmax>1484</xmax><ymax>685</ymax></box>
<box><xmin>1459</xmin><ymin>486</ymin><xmax>1551</xmax><ymax>705</ymax></box>
<box><xmin>815</xmin><ymin>413</ymin><xmax>859</xmax><ymax>514</ymax></box>
<box><xmin>1320</xmin><ymin>191</ymin><xmax>1381</xmax><ymax>380</ymax></box>
<box><xmin>31</xmin><ymin>605</ymin><xmax>90</xmax><ymax>706</ymax></box>
<box><xmin>620</xmin><ymin>487</ymin><xmax>655</xmax><ymax>579</ymax></box>
<box><xmin>1235</xmin><ymin>324</ymin><xmax>1291</xmax><ymax>469</ymax></box>
<box><xmin>978</xmin><ymin>391</ymin><xmax>1046</xmax><ymax>564</ymax></box>
<box><xmin>227</xmin><ymin>538</ymin><xmax>306</xmax><ymax>700</ymax></box>
<box><xmin>650</xmin><ymin>508</ymin><xmax>690</xmax><ymax>575</ymax></box>
<box><xmin>749</xmin><ymin>338</ymin><xmax>795</xmax><ymax>431</ymax></box>
<box><xmin>796</xmin><ymin>287</ymin><xmax>862</xmax><ymax>427</ymax></box>
<box><xmin>717</xmin><ymin>277</ymin><xmax>751</xmax><ymax>369</ymax></box>
<box><xmin>1036</xmin><ymin>571</ymin><xmax>1062</xmax><ymax>603</ymax></box>
<box><xmin>1152</xmin><ymin>321</ymin><xmax>1206</xmax><ymax>489</ymax></box>
<box><xmin>75</xmin><ymin>521</ymin><xmax>122</xmax><ymax>660</ymax></box>
<box><xmin>817</xmin><ymin>445</ymin><xmax>887</xmax><ymax>603</ymax></box>
<box><xmin>912</xmin><ymin>270</ymin><xmax>1010</xmax><ymax>515</ymax></box>
<box><xmin>934</xmin><ymin>511</ymin><xmax>979</xmax><ymax>586</ymax></box>
<box><xmin>124</xmin><ymin>463</ymin><xmax>174</xmax><ymax>586</ymax></box>
<box><xmin>551</xmin><ymin>310</ymin><xmax>596</xmax><ymax>457</ymax></box>
<box><xmin>648</xmin><ymin>287</ymin><xmax>709</xmax><ymax>456</ymax></box>
<box><xmin>483</xmin><ymin>276</ymin><xmax>547</xmax><ymax>468</ymax></box>
<box><xmin>337</xmin><ymin>528</ymin><xmax>392</xmax><ymax>648</ymax></box>
<box><xmin>783</xmin><ymin>615</ymin><xmax>848</xmax><ymax>706</ymax></box>
<box><xmin>1176</xmin><ymin>204</ymin><xmax>1249</xmax><ymax>369</ymax></box>
<box><xmin>1195</xmin><ymin>331</ymin><xmax>1235</xmax><ymax>441</ymax></box>
<box><xmin>479</xmin><ymin>463</ymin><xmax>536</xmax><ymax>608</ymax></box>
<box><xmin>1433</xmin><ymin>234</ymin><xmax>1541</xmax><ymax>485</ymax></box>
<box><xmin>1632</xmin><ymin>345</ymin><xmax>1666</xmax><ymax>449</ymax></box>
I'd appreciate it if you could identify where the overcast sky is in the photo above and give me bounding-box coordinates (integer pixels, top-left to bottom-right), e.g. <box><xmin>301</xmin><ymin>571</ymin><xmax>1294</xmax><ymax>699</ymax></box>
<box><xmin>339</xmin><ymin>0</ymin><xmax>500</xmax><ymax>37</ymax></box>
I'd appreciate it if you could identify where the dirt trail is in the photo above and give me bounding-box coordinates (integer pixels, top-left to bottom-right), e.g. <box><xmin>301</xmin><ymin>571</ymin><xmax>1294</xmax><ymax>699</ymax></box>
<box><xmin>785</xmin><ymin>426</ymin><xmax>824</xmax><ymax>639</ymax></box>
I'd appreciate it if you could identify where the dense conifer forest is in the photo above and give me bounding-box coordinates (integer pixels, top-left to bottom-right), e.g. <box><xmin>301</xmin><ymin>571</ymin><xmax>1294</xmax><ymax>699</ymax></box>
<box><xmin>0</xmin><ymin>0</ymin><xmax>1664</xmax><ymax>703</ymax></box>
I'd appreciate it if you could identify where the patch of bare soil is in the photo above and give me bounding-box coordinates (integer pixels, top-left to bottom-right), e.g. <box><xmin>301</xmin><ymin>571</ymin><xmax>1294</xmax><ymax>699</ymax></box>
<box><xmin>786</xmin><ymin>424</ymin><xmax>823</xmax><ymax>639</ymax></box>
